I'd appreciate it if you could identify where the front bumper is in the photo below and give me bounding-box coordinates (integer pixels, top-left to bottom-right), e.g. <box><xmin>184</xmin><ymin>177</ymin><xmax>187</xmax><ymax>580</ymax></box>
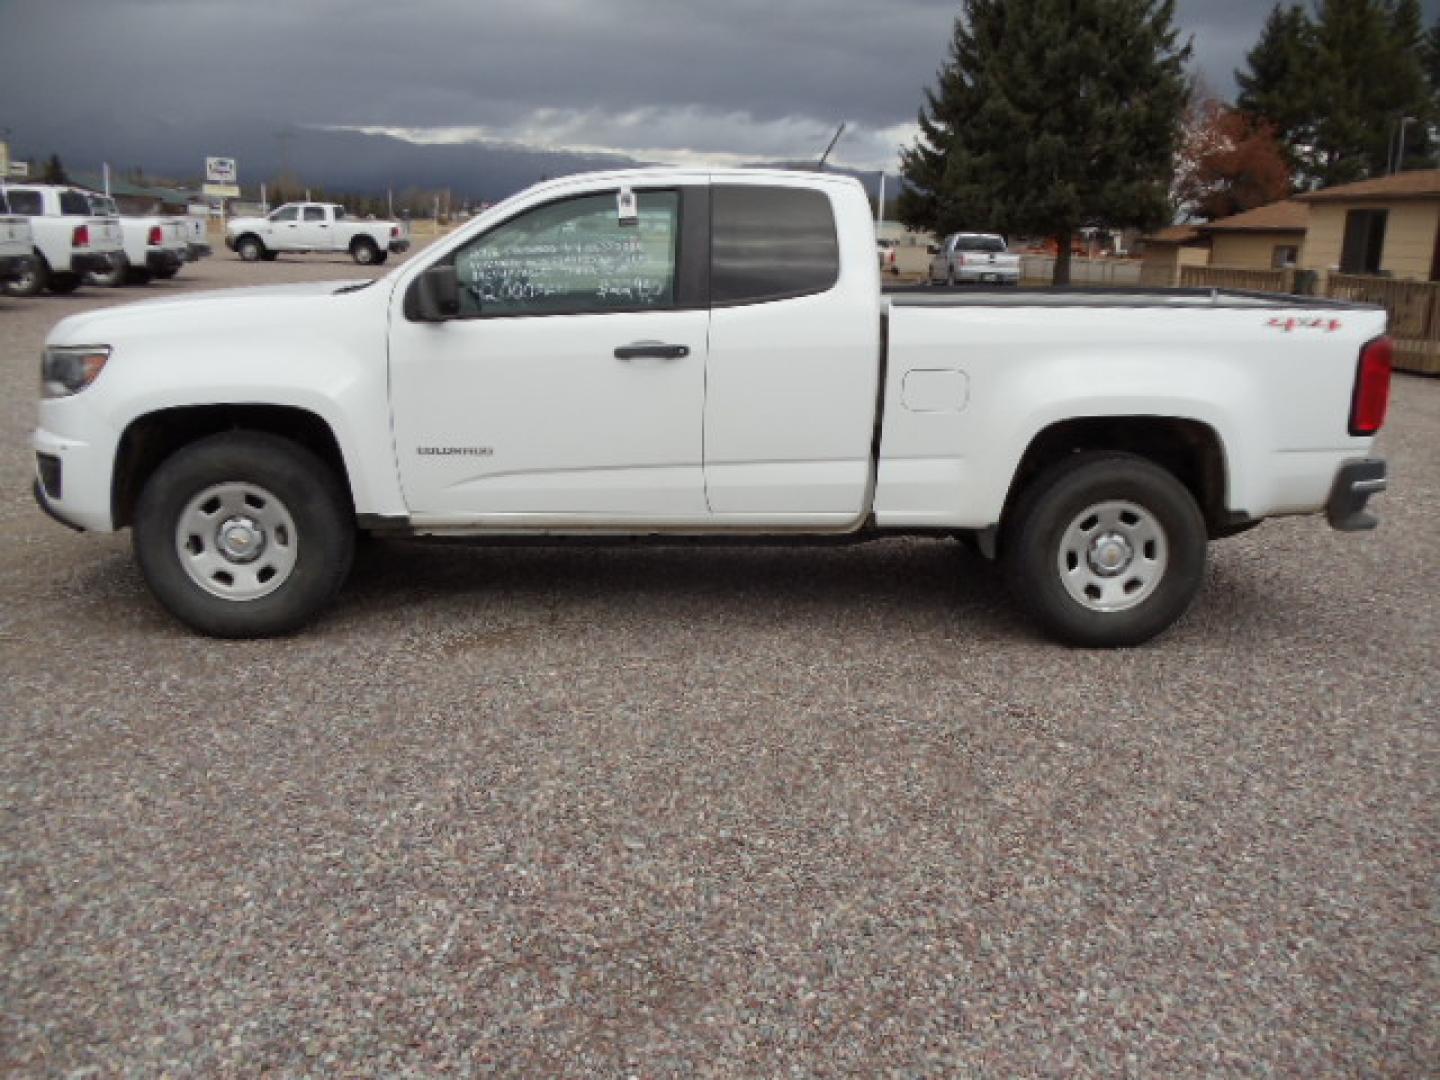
<box><xmin>1326</xmin><ymin>458</ymin><xmax>1387</xmax><ymax>531</ymax></box>
<box><xmin>0</xmin><ymin>252</ymin><xmax>35</xmax><ymax>283</ymax></box>
<box><xmin>32</xmin><ymin>425</ymin><xmax>116</xmax><ymax>533</ymax></box>
<box><xmin>186</xmin><ymin>242</ymin><xmax>213</xmax><ymax>261</ymax></box>
<box><xmin>71</xmin><ymin>251</ymin><xmax>119</xmax><ymax>275</ymax></box>
<box><xmin>146</xmin><ymin>249</ymin><xmax>185</xmax><ymax>273</ymax></box>
<box><xmin>388</xmin><ymin>238</ymin><xmax>411</xmax><ymax>254</ymax></box>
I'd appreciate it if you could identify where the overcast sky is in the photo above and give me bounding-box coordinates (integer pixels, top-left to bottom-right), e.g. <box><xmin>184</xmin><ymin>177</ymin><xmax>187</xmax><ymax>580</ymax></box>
<box><xmin>3</xmin><ymin>0</ymin><xmax>1438</xmax><ymax>188</ymax></box>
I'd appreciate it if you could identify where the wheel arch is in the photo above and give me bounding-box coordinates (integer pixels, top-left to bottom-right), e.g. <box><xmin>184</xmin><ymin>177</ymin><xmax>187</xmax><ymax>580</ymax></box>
<box><xmin>1000</xmin><ymin>415</ymin><xmax>1234</xmax><ymax>543</ymax></box>
<box><xmin>112</xmin><ymin>404</ymin><xmax>353</xmax><ymax>530</ymax></box>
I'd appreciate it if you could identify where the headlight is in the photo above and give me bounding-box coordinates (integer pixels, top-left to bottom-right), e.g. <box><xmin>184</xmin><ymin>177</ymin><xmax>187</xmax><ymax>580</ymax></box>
<box><xmin>42</xmin><ymin>345</ymin><xmax>111</xmax><ymax>398</ymax></box>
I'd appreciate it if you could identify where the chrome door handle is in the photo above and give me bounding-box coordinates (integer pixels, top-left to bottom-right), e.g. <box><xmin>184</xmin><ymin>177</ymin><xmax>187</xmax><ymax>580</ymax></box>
<box><xmin>614</xmin><ymin>342</ymin><xmax>689</xmax><ymax>360</ymax></box>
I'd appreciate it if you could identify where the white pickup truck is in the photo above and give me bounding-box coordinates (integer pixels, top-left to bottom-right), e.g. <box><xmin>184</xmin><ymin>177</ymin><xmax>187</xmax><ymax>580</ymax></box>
<box><xmin>0</xmin><ymin>190</ymin><xmax>36</xmax><ymax>287</ymax></box>
<box><xmin>225</xmin><ymin>202</ymin><xmax>410</xmax><ymax>265</ymax></box>
<box><xmin>33</xmin><ymin>168</ymin><xmax>1391</xmax><ymax>646</ymax></box>
<box><xmin>928</xmin><ymin>232</ymin><xmax>1022</xmax><ymax>286</ymax></box>
<box><xmin>82</xmin><ymin>194</ymin><xmax>189</xmax><ymax>286</ymax></box>
<box><xmin>0</xmin><ymin>183</ymin><xmax>124</xmax><ymax>296</ymax></box>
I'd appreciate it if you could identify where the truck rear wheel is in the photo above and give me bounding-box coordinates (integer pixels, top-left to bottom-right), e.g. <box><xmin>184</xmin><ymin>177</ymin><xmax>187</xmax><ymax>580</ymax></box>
<box><xmin>3</xmin><ymin>252</ymin><xmax>47</xmax><ymax>296</ymax></box>
<box><xmin>236</xmin><ymin>236</ymin><xmax>265</xmax><ymax>262</ymax></box>
<box><xmin>1004</xmin><ymin>452</ymin><xmax>1206</xmax><ymax>647</ymax></box>
<box><xmin>133</xmin><ymin>431</ymin><xmax>354</xmax><ymax>638</ymax></box>
<box><xmin>88</xmin><ymin>253</ymin><xmax>130</xmax><ymax>288</ymax></box>
<box><xmin>350</xmin><ymin>238</ymin><xmax>380</xmax><ymax>265</ymax></box>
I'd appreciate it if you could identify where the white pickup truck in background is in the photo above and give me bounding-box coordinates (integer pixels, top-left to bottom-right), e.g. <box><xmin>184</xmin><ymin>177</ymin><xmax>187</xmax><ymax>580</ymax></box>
<box><xmin>82</xmin><ymin>193</ymin><xmax>189</xmax><ymax>286</ymax></box>
<box><xmin>33</xmin><ymin>168</ymin><xmax>1391</xmax><ymax>646</ymax></box>
<box><xmin>225</xmin><ymin>202</ymin><xmax>410</xmax><ymax>265</ymax></box>
<box><xmin>0</xmin><ymin>190</ymin><xmax>36</xmax><ymax>288</ymax></box>
<box><xmin>0</xmin><ymin>183</ymin><xmax>123</xmax><ymax>296</ymax></box>
<box><xmin>928</xmin><ymin>232</ymin><xmax>1022</xmax><ymax>286</ymax></box>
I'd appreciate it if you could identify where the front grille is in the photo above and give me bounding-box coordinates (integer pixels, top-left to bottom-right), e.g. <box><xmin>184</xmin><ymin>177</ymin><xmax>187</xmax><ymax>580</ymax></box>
<box><xmin>36</xmin><ymin>453</ymin><xmax>62</xmax><ymax>499</ymax></box>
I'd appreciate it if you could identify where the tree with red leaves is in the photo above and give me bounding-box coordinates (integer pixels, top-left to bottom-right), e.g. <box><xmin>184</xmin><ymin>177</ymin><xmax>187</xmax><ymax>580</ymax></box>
<box><xmin>1172</xmin><ymin>99</ymin><xmax>1292</xmax><ymax>222</ymax></box>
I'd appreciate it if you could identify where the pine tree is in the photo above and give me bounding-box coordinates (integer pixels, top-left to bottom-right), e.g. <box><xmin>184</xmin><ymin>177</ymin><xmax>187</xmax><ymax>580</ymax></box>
<box><xmin>1236</xmin><ymin>4</ymin><xmax>1319</xmax><ymax>174</ymax></box>
<box><xmin>1238</xmin><ymin>0</ymin><xmax>1433</xmax><ymax>185</ymax></box>
<box><xmin>1424</xmin><ymin>17</ymin><xmax>1440</xmax><ymax>105</ymax></box>
<box><xmin>42</xmin><ymin>153</ymin><xmax>68</xmax><ymax>184</ymax></box>
<box><xmin>898</xmin><ymin>0</ymin><xmax>1191</xmax><ymax>284</ymax></box>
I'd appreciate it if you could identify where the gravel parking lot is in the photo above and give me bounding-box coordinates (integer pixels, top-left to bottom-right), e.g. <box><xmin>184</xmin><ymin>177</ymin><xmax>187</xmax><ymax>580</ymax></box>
<box><xmin>2</xmin><ymin>255</ymin><xmax>1436</xmax><ymax>1076</ymax></box>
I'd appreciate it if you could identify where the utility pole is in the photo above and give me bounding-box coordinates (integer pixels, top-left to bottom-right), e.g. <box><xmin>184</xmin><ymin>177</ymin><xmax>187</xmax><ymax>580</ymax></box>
<box><xmin>1396</xmin><ymin>116</ymin><xmax>1417</xmax><ymax>174</ymax></box>
<box><xmin>875</xmin><ymin>171</ymin><xmax>885</xmax><ymax>233</ymax></box>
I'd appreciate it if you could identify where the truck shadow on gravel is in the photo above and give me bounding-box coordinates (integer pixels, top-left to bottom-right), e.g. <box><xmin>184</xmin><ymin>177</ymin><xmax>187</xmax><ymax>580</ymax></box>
<box><xmin>339</xmin><ymin>537</ymin><xmax>1027</xmax><ymax>636</ymax></box>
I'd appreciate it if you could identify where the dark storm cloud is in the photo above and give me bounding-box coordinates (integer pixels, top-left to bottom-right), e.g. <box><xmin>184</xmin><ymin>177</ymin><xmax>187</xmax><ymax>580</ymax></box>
<box><xmin>2</xmin><ymin>0</ymin><xmax>1436</xmax><ymax>191</ymax></box>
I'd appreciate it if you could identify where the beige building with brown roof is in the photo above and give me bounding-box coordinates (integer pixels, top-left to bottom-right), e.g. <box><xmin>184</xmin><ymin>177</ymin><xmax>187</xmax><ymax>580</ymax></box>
<box><xmin>1200</xmin><ymin>200</ymin><xmax>1309</xmax><ymax>271</ymax></box>
<box><xmin>1296</xmin><ymin>169</ymin><xmax>1440</xmax><ymax>282</ymax></box>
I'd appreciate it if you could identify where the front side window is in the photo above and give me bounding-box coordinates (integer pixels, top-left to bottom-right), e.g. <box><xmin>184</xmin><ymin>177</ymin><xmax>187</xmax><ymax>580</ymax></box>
<box><xmin>59</xmin><ymin>190</ymin><xmax>91</xmax><ymax>216</ymax></box>
<box><xmin>303</xmin><ymin>206</ymin><xmax>326</xmax><ymax>222</ymax></box>
<box><xmin>711</xmin><ymin>185</ymin><xmax>839</xmax><ymax>305</ymax></box>
<box><xmin>452</xmin><ymin>190</ymin><xmax>679</xmax><ymax>317</ymax></box>
<box><xmin>6</xmin><ymin>191</ymin><xmax>41</xmax><ymax>215</ymax></box>
<box><xmin>332</xmin><ymin>205</ymin><xmax>347</xmax><ymax>220</ymax></box>
<box><xmin>270</xmin><ymin>206</ymin><xmax>299</xmax><ymax>223</ymax></box>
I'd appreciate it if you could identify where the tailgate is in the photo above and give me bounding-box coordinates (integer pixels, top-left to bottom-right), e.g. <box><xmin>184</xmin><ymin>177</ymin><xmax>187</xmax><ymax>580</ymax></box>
<box><xmin>161</xmin><ymin>220</ymin><xmax>188</xmax><ymax>249</ymax></box>
<box><xmin>0</xmin><ymin>216</ymin><xmax>30</xmax><ymax>248</ymax></box>
<box><xmin>89</xmin><ymin>218</ymin><xmax>124</xmax><ymax>252</ymax></box>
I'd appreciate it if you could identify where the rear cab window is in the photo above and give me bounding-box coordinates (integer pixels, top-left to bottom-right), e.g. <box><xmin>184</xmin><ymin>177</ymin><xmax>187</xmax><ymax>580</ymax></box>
<box><xmin>711</xmin><ymin>185</ymin><xmax>839</xmax><ymax>305</ymax></box>
<box><xmin>58</xmin><ymin>190</ymin><xmax>92</xmax><ymax>216</ymax></box>
<box><xmin>6</xmin><ymin>190</ymin><xmax>43</xmax><ymax>216</ymax></box>
<box><xmin>954</xmin><ymin>235</ymin><xmax>1006</xmax><ymax>253</ymax></box>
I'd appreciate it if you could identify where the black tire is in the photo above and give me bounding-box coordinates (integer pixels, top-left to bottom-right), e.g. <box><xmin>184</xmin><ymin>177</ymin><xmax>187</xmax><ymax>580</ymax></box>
<box><xmin>236</xmin><ymin>235</ymin><xmax>265</xmax><ymax>262</ymax></box>
<box><xmin>3</xmin><ymin>251</ymin><xmax>47</xmax><ymax>296</ymax></box>
<box><xmin>153</xmin><ymin>265</ymin><xmax>180</xmax><ymax>280</ymax></box>
<box><xmin>350</xmin><ymin>238</ymin><xmax>380</xmax><ymax>265</ymax></box>
<box><xmin>372</xmin><ymin>250</ymin><xmax>389</xmax><ymax>265</ymax></box>
<box><xmin>1003</xmin><ymin>452</ymin><xmax>1207</xmax><ymax>648</ymax></box>
<box><xmin>133</xmin><ymin>431</ymin><xmax>355</xmax><ymax>638</ymax></box>
<box><xmin>46</xmin><ymin>272</ymin><xmax>82</xmax><ymax>295</ymax></box>
<box><xmin>87</xmin><ymin>253</ymin><xmax>130</xmax><ymax>288</ymax></box>
<box><xmin>260</xmin><ymin>251</ymin><xmax>279</xmax><ymax>262</ymax></box>
<box><xmin>126</xmin><ymin>267</ymin><xmax>153</xmax><ymax>285</ymax></box>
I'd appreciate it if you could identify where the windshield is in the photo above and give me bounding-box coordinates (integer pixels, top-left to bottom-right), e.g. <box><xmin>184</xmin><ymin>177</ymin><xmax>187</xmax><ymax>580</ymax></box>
<box><xmin>954</xmin><ymin>235</ymin><xmax>1006</xmax><ymax>253</ymax></box>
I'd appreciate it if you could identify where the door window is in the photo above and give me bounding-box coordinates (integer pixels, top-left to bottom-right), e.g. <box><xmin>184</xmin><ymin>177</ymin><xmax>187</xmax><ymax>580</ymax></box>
<box><xmin>451</xmin><ymin>191</ymin><xmax>680</xmax><ymax>317</ymax></box>
<box><xmin>711</xmin><ymin>185</ymin><xmax>839</xmax><ymax>305</ymax></box>
<box><xmin>303</xmin><ymin>206</ymin><xmax>326</xmax><ymax>222</ymax></box>
<box><xmin>269</xmin><ymin>206</ymin><xmax>299</xmax><ymax>223</ymax></box>
<box><xmin>58</xmin><ymin>190</ymin><xmax>91</xmax><ymax>216</ymax></box>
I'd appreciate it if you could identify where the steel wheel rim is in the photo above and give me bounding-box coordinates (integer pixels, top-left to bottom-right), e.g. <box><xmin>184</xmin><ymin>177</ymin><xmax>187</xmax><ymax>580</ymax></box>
<box><xmin>174</xmin><ymin>482</ymin><xmax>298</xmax><ymax>601</ymax></box>
<box><xmin>355</xmin><ymin>245</ymin><xmax>374</xmax><ymax>264</ymax></box>
<box><xmin>1057</xmin><ymin>499</ymin><xmax>1168</xmax><ymax>613</ymax></box>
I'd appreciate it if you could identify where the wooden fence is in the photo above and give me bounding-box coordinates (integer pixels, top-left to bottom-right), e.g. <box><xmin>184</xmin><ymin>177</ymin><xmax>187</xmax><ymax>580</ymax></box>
<box><xmin>1325</xmin><ymin>274</ymin><xmax>1440</xmax><ymax>375</ymax></box>
<box><xmin>1179</xmin><ymin>265</ymin><xmax>1294</xmax><ymax>293</ymax></box>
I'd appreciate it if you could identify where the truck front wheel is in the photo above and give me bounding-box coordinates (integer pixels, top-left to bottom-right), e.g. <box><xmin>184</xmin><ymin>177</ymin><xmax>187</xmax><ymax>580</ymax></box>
<box><xmin>236</xmin><ymin>236</ymin><xmax>265</xmax><ymax>262</ymax></box>
<box><xmin>133</xmin><ymin>432</ymin><xmax>355</xmax><ymax>638</ymax></box>
<box><xmin>1004</xmin><ymin>453</ymin><xmax>1207</xmax><ymax>647</ymax></box>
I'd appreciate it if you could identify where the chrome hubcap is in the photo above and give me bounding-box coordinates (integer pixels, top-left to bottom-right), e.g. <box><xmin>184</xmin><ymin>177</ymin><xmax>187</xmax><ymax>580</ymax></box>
<box><xmin>175</xmin><ymin>482</ymin><xmax>297</xmax><ymax>601</ymax></box>
<box><xmin>1058</xmin><ymin>500</ymin><xmax>1167</xmax><ymax>612</ymax></box>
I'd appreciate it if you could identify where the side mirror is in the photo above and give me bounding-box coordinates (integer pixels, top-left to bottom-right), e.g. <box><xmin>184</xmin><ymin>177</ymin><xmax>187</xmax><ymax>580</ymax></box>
<box><xmin>408</xmin><ymin>264</ymin><xmax>460</xmax><ymax>321</ymax></box>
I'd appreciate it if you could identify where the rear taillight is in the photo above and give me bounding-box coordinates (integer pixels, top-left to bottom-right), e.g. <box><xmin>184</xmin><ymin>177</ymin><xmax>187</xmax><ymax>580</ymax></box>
<box><xmin>148</xmin><ymin>225</ymin><xmax>163</xmax><ymax>245</ymax></box>
<box><xmin>72</xmin><ymin>224</ymin><xmax>90</xmax><ymax>248</ymax></box>
<box><xmin>391</xmin><ymin>225</ymin><xmax>400</xmax><ymax>239</ymax></box>
<box><xmin>1349</xmin><ymin>335</ymin><xmax>1393</xmax><ymax>436</ymax></box>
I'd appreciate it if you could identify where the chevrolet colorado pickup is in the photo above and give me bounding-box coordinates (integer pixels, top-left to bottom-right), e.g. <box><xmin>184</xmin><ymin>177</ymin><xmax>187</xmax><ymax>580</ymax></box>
<box><xmin>225</xmin><ymin>202</ymin><xmax>410</xmax><ymax>265</ymax></box>
<box><xmin>33</xmin><ymin>169</ymin><xmax>1391</xmax><ymax>646</ymax></box>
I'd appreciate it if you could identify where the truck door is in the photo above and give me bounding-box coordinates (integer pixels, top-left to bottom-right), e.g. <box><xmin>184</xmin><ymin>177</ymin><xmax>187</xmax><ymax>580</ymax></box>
<box><xmin>266</xmin><ymin>205</ymin><xmax>300</xmax><ymax>248</ymax></box>
<box><xmin>296</xmin><ymin>205</ymin><xmax>330</xmax><ymax>249</ymax></box>
<box><xmin>703</xmin><ymin>180</ymin><xmax>879</xmax><ymax>519</ymax></box>
<box><xmin>388</xmin><ymin>186</ymin><xmax>711</xmax><ymax>521</ymax></box>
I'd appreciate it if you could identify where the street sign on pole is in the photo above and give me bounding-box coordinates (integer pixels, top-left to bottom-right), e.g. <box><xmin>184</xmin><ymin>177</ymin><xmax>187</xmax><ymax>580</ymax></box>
<box><xmin>205</xmin><ymin>157</ymin><xmax>237</xmax><ymax>185</ymax></box>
